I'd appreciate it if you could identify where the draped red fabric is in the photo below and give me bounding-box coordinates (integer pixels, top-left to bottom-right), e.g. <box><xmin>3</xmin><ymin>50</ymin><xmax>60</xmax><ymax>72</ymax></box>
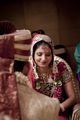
<box><xmin>0</xmin><ymin>21</ymin><xmax>21</xmax><ymax>120</ymax></box>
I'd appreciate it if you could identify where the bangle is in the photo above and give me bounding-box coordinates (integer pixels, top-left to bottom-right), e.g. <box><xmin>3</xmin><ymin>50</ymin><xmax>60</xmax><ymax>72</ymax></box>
<box><xmin>60</xmin><ymin>104</ymin><xmax>65</xmax><ymax>112</ymax></box>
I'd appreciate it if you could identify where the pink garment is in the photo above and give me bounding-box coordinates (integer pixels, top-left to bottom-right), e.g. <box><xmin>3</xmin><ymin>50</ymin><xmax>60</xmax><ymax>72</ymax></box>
<box><xmin>28</xmin><ymin>33</ymin><xmax>73</xmax><ymax>120</ymax></box>
<box><xmin>0</xmin><ymin>72</ymin><xmax>21</xmax><ymax>120</ymax></box>
<box><xmin>28</xmin><ymin>56</ymin><xmax>72</xmax><ymax>120</ymax></box>
<box><xmin>59</xmin><ymin>116</ymin><xmax>69</xmax><ymax>120</ymax></box>
<box><xmin>0</xmin><ymin>35</ymin><xmax>21</xmax><ymax>120</ymax></box>
<box><xmin>28</xmin><ymin>57</ymin><xmax>71</xmax><ymax>102</ymax></box>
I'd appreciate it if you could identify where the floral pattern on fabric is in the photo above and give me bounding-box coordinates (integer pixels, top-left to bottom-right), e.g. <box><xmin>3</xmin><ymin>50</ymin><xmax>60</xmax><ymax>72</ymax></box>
<box><xmin>35</xmin><ymin>79</ymin><xmax>53</xmax><ymax>97</ymax></box>
<box><xmin>29</xmin><ymin>56</ymin><xmax>72</xmax><ymax>103</ymax></box>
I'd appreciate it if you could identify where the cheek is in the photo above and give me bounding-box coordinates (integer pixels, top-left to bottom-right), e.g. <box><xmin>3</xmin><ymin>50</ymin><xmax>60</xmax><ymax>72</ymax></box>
<box><xmin>48</xmin><ymin>56</ymin><xmax>52</xmax><ymax>62</ymax></box>
<box><xmin>34</xmin><ymin>54</ymin><xmax>40</xmax><ymax>63</ymax></box>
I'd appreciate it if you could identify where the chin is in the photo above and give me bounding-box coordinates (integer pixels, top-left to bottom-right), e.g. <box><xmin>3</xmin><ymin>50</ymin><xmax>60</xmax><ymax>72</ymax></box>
<box><xmin>39</xmin><ymin>65</ymin><xmax>48</xmax><ymax>68</ymax></box>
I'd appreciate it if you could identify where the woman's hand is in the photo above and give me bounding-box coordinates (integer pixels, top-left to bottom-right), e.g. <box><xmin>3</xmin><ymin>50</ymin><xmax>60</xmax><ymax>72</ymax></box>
<box><xmin>60</xmin><ymin>104</ymin><xmax>65</xmax><ymax>112</ymax></box>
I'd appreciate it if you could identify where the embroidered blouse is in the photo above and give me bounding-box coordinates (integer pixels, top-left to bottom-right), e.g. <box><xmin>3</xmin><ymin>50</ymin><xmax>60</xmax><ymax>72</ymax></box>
<box><xmin>28</xmin><ymin>56</ymin><xmax>73</xmax><ymax>103</ymax></box>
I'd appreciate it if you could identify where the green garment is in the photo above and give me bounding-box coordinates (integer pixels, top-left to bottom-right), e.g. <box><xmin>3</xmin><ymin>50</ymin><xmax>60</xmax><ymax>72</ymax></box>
<box><xmin>74</xmin><ymin>43</ymin><xmax>80</xmax><ymax>73</ymax></box>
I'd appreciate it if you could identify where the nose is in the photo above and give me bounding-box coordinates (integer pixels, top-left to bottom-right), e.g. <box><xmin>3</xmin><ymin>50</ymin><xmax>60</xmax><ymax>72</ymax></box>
<box><xmin>42</xmin><ymin>55</ymin><xmax>46</xmax><ymax>61</ymax></box>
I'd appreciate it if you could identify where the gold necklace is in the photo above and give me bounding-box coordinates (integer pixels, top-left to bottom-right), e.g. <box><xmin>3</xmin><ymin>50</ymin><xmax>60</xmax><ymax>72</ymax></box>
<box><xmin>37</xmin><ymin>68</ymin><xmax>52</xmax><ymax>82</ymax></box>
<box><xmin>39</xmin><ymin>73</ymin><xmax>49</xmax><ymax>82</ymax></box>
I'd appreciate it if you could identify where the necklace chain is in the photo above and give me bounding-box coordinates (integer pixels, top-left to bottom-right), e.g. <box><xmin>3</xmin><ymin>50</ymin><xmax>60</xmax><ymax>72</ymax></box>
<box><xmin>39</xmin><ymin>73</ymin><xmax>49</xmax><ymax>82</ymax></box>
<box><xmin>37</xmin><ymin>68</ymin><xmax>52</xmax><ymax>82</ymax></box>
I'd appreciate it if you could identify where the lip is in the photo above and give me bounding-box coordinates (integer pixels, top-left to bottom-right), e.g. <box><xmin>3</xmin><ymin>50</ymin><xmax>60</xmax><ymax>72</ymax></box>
<box><xmin>39</xmin><ymin>63</ymin><xmax>48</xmax><ymax>67</ymax></box>
<box><xmin>41</xmin><ymin>61</ymin><xmax>47</xmax><ymax>64</ymax></box>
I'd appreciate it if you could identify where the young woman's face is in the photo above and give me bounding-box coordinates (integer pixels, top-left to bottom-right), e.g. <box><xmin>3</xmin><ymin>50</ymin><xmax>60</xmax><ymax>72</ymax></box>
<box><xmin>34</xmin><ymin>44</ymin><xmax>52</xmax><ymax>68</ymax></box>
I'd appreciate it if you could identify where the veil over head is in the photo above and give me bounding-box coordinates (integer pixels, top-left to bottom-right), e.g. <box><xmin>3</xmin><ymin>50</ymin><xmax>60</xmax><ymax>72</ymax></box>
<box><xmin>31</xmin><ymin>34</ymin><xmax>54</xmax><ymax>59</ymax></box>
<box><xmin>29</xmin><ymin>34</ymin><xmax>55</xmax><ymax>80</ymax></box>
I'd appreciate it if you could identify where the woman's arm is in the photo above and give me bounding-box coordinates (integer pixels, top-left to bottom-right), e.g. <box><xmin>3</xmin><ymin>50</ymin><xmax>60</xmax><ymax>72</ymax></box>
<box><xmin>60</xmin><ymin>80</ymin><xmax>75</xmax><ymax>112</ymax></box>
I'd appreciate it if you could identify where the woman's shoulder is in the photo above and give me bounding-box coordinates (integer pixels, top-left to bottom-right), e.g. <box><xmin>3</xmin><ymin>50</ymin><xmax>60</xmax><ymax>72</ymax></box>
<box><xmin>54</xmin><ymin>55</ymin><xmax>67</xmax><ymax>63</ymax></box>
<box><xmin>54</xmin><ymin>55</ymin><xmax>73</xmax><ymax>74</ymax></box>
<box><xmin>54</xmin><ymin>55</ymin><xmax>69</xmax><ymax>67</ymax></box>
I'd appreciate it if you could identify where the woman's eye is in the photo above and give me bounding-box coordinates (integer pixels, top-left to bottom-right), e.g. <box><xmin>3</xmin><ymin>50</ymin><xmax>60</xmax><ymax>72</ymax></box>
<box><xmin>45</xmin><ymin>53</ymin><xmax>51</xmax><ymax>56</ymax></box>
<box><xmin>37</xmin><ymin>52</ymin><xmax>42</xmax><ymax>56</ymax></box>
<box><xmin>36</xmin><ymin>52</ymin><xmax>51</xmax><ymax>57</ymax></box>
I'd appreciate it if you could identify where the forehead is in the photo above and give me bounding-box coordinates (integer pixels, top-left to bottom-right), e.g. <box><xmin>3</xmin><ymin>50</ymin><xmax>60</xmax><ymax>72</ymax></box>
<box><xmin>35</xmin><ymin>44</ymin><xmax>51</xmax><ymax>52</ymax></box>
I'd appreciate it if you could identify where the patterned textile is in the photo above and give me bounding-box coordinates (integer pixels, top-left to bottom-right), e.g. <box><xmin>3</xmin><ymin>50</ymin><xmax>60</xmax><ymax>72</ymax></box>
<box><xmin>0</xmin><ymin>72</ymin><xmax>21</xmax><ymax>120</ymax></box>
<box><xmin>14</xmin><ymin>30</ymin><xmax>32</xmax><ymax>61</ymax></box>
<box><xmin>72</xmin><ymin>104</ymin><xmax>80</xmax><ymax>120</ymax></box>
<box><xmin>0</xmin><ymin>35</ymin><xmax>21</xmax><ymax>120</ymax></box>
<box><xmin>29</xmin><ymin>55</ymin><xmax>72</xmax><ymax>103</ymax></box>
<box><xmin>28</xmin><ymin>55</ymin><xmax>73</xmax><ymax>120</ymax></box>
<box><xmin>28</xmin><ymin>34</ymin><xmax>74</xmax><ymax>120</ymax></box>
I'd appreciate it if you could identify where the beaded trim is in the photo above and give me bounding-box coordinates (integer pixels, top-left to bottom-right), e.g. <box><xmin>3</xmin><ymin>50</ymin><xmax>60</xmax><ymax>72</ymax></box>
<box><xmin>15</xmin><ymin>71</ymin><xmax>29</xmax><ymax>86</ymax></box>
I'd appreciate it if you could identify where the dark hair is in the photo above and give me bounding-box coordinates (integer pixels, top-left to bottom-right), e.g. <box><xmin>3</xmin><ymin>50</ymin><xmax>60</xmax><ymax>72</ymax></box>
<box><xmin>31</xmin><ymin>29</ymin><xmax>45</xmax><ymax>37</ymax></box>
<box><xmin>33</xmin><ymin>40</ymin><xmax>54</xmax><ymax>67</ymax></box>
<box><xmin>0</xmin><ymin>21</ymin><xmax>16</xmax><ymax>35</ymax></box>
<box><xmin>36</xmin><ymin>29</ymin><xmax>45</xmax><ymax>34</ymax></box>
